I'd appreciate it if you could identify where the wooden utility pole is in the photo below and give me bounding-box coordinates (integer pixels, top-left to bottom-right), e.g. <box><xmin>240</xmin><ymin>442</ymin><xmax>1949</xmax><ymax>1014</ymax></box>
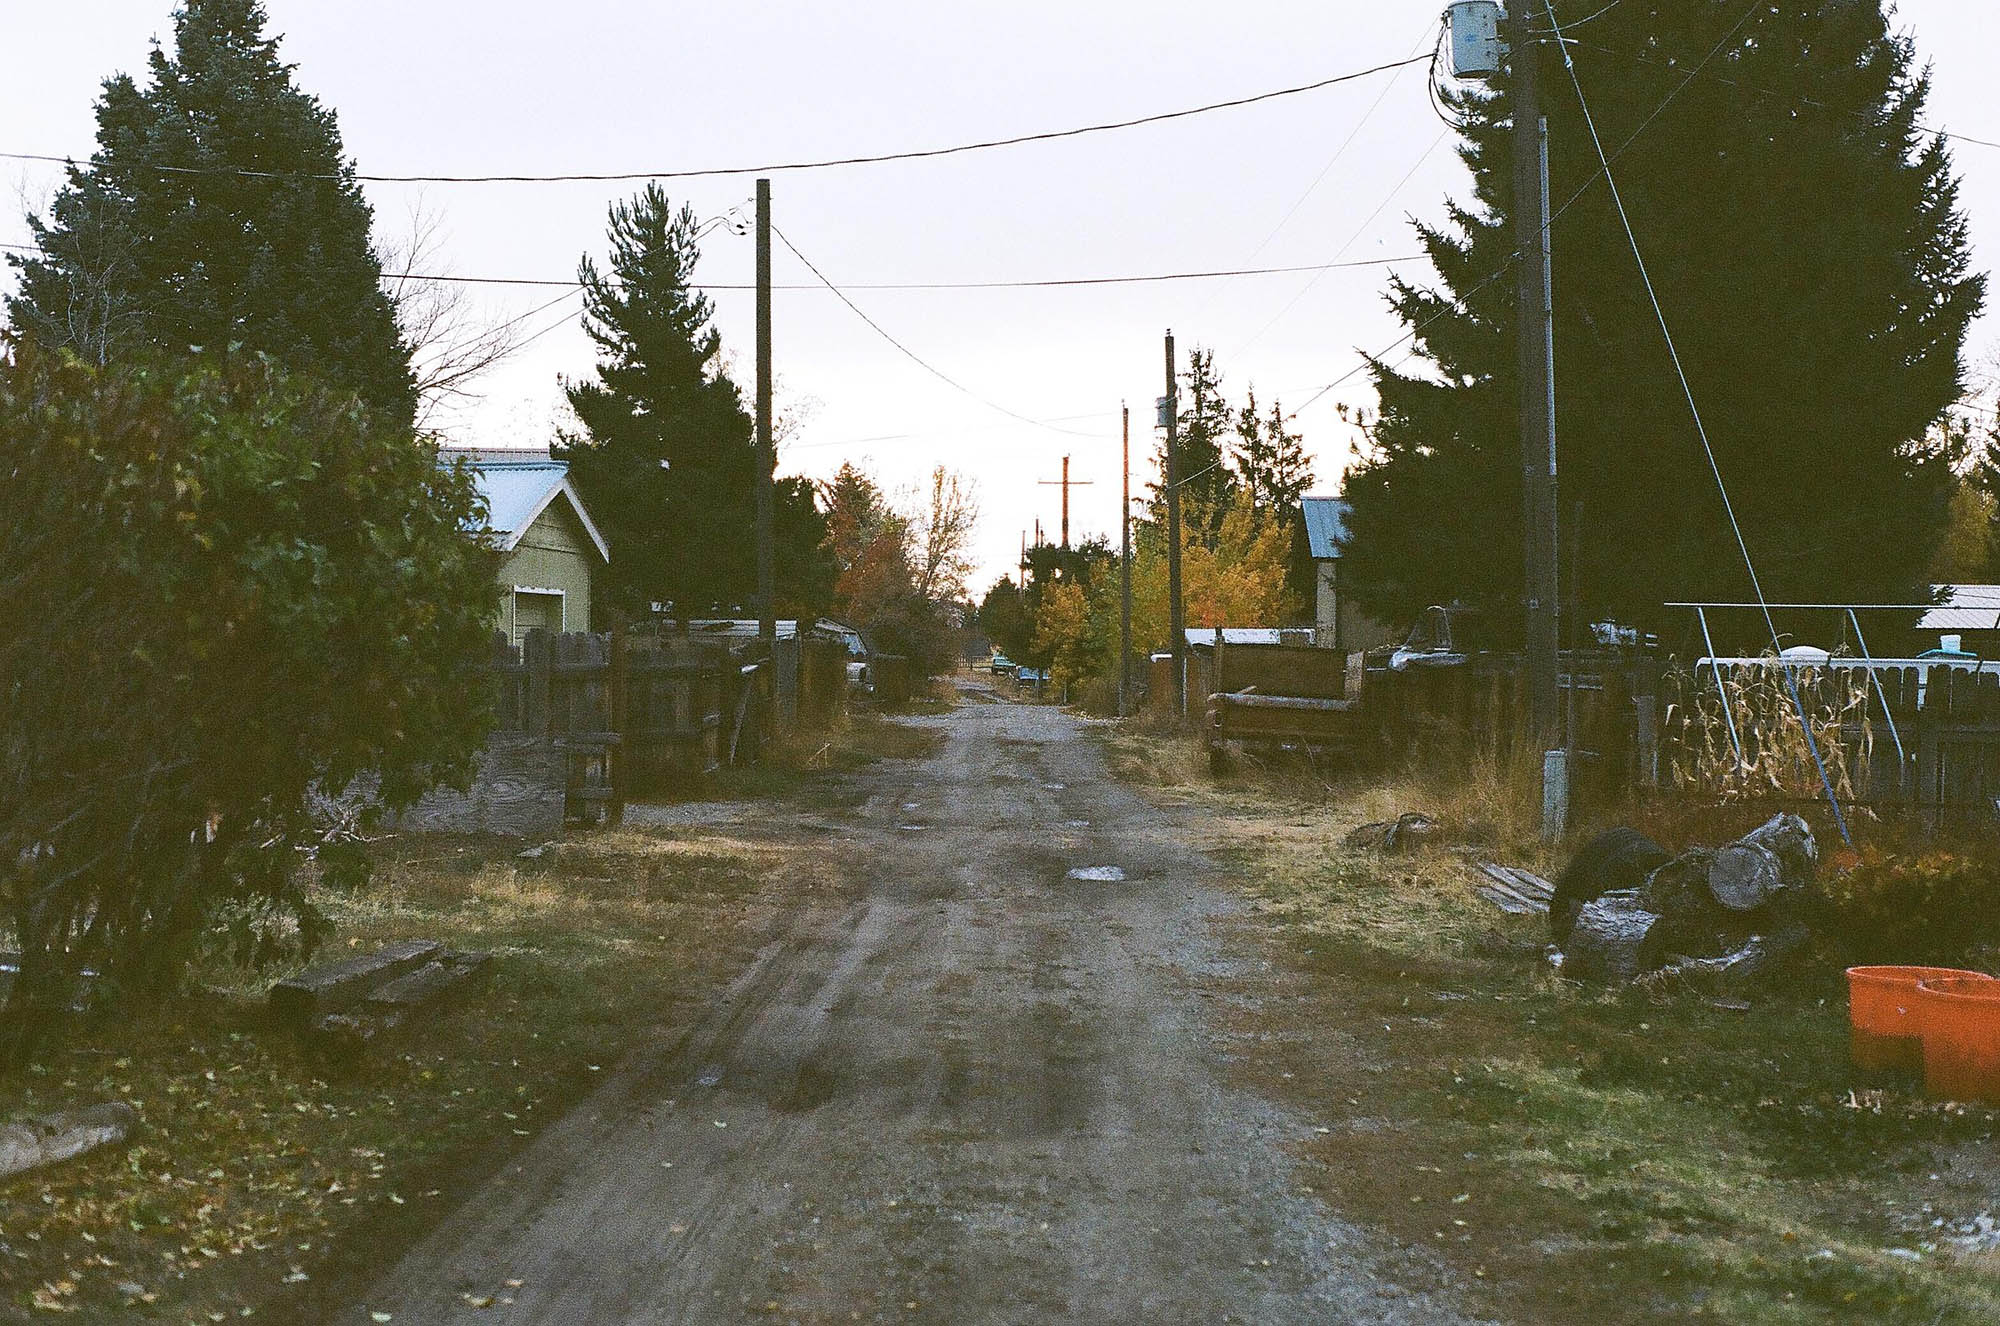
<box><xmin>1164</xmin><ymin>331</ymin><xmax>1185</xmax><ymax>718</ymax></box>
<box><xmin>1036</xmin><ymin>456</ymin><xmax>1094</xmax><ymax>548</ymax></box>
<box><xmin>1508</xmin><ymin>9</ymin><xmax>1560</xmax><ymax>745</ymax></box>
<box><xmin>1018</xmin><ymin>530</ymin><xmax>1027</xmax><ymax>600</ymax></box>
<box><xmin>1119</xmin><ymin>403</ymin><xmax>1132</xmax><ymax>718</ymax></box>
<box><xmin>755</xmin><ymin>178</ymin><xmax>775</xmax><ymax>644</ymax></box>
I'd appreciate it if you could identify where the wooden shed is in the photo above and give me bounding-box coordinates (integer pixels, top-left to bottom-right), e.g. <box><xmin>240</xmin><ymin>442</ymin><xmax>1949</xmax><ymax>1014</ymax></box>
<box><xmin>448</xmin><ymin>450</ymin><xmax>610</xmax><ymax>645</ymax></box>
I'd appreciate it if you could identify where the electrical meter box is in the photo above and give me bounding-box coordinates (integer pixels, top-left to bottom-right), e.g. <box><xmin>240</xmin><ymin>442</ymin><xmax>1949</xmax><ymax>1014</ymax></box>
<box><xmin>1446</xmin><ymin>1</ymin><xmax>1505</xmax><ymax>79</ymax></box>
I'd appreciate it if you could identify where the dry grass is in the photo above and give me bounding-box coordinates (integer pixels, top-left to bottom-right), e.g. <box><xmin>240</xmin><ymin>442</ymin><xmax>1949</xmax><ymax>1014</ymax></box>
<box><xmin>0</xmin><ymin>822</ymin><xmax>829</xmax><ymax>1322</ymax></box>
<box><xmin>1106</xmin><ymin>724</ymin><xmax>2000</xmax><ymax>1323</ymax></box>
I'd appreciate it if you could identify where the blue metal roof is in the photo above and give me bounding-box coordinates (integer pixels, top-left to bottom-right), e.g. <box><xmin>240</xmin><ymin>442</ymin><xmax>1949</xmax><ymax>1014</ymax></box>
<box><xmin>1301</xmin><ymin>495</ymin><xmax>1350</xmax><ymax>561</ymax></box>
<box><xmin>444</xmin><ymin>450</ymin><xmax>610</xmax><ymax>562</ymax></box>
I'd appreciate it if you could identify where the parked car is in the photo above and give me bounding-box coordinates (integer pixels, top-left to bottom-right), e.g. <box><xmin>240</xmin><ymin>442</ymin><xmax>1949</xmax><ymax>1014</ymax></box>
<box><xmin>990</xmin><ymin>652</ymin><xmax>1016</xmax><ymax>676</ymax></box>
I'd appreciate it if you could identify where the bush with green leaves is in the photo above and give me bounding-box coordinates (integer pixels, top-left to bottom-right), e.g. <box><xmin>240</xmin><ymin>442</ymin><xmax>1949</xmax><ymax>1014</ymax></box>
<box><xmin>0</xmin><ymin>340</ymin><xmax>497</xmax><ymax>1067</ymax></box>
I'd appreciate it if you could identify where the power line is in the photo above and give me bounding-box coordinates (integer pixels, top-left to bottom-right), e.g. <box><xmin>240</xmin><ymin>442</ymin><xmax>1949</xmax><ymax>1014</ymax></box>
<box><xmin>6</xmin><ymin>239</ymin><xmax>1425</xmax><ymax>290</ymax></box>
<box><xmin>1288</xmin><ymin>0</ymin><xmax>1760</xmax><ymax>422</ymax></box>
<box><xmin>1228</xmin><ymin>128</ymin><xmax>1450</xmax><ymax>359</ymax></box>
<box><xmin>373</xmin><ymin>253</ymin><xmax>1425</xmax><ymax>291</ymax></box>
<box><xmin>770</xmin><ymin>223</ymin><xmax>1104</xmax><ymax>440</ymax></box>
<box><xmin>0</xmin><ymin>53</ymin><xmax>1433</xmax><ymax>187</ymax></box>
<box><xmin>1192</xmin><ymin>17</ymin><xmax>1441</xmax><ymax>322</ymax></box>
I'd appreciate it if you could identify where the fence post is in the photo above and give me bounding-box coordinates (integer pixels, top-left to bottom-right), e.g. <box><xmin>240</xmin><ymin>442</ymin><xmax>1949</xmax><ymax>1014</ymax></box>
<box><xmin>1917</xmin><ymin>667</ymin><xmax>1942</xmax><ymax>832</ymax></box>
<box><xmin>524</xmin><ymin>629</ymin><xmax>551</xmax><ymax>738</ymax></box>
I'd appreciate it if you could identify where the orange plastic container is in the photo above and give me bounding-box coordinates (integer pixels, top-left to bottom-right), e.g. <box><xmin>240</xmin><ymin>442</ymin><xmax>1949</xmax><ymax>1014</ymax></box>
<box><xmin>1846</xmin><ymin>966</ymin><xmax>1993</xmax><ymax>1074</ymax></box>
<box><xmin>1916</xmin><ymin>976</ymin><xmax>2000</xmax><ymax>1105</ymax></box>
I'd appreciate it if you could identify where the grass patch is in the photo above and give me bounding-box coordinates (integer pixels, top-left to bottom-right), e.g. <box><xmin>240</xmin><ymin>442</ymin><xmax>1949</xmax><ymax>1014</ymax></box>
<box><xmin>1109</xmin><ymin>726</ymin><xmax>2000</xmax><ymax>1324</ymax></box>
<box><xmin>0</xmin><ymin>824</ymin><xmax>838</xmax><ymax>1322</ymax></box>
<box><xmin>704</xmin><ymin>711</ymin><xmax>947</xmax><ymax>803</ymax></box>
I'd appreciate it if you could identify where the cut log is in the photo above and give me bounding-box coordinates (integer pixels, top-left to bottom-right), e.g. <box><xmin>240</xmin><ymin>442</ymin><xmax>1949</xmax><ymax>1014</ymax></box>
<box><xmin>1551</xmin><ymin>827</ymin><xmax>1672</xmax><ymax>944</ymax></box>
<box><xmin>363</xmin><ymin>950</ymin><xmax>492</xmax><ymax>1013</ymax></box>
<box><xmin>1561</xmin><ymin>891</ymin><xmax>1662</xmax><ymax>983</ymax></box>
<box><xmin>1707</xmin><ymin>842</ymin><xmax>1785</xmax><ymax>911</ymax></box>
<box><xmin>270</xmin><ymin>939</ymin><xmax>441</xmax><ymax>1029</ymax></box>
<box><xmin>0</xmin><ymin>1102</ymin><xmax>139</xmax><ymax>1180</ymax></box>
<box><xmin>1735</xmin><ymin>813</ymin><xmax>1816</xmax><ymax>888</ymax></box>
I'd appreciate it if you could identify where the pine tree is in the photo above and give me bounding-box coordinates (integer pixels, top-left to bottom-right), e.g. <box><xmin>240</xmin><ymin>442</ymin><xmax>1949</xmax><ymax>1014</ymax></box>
<box><xmin>5</xmin><ymin>0</ymin><xmax>415</xmax><ymax>428</ymax></box>
<box><xmin>558</xmin><ymin>185</ymin><xmax>829</xmax><ymax>622</ymax></box>
<box><xmin>1338</xmin><ymin>0</ymin><xmax>1983</xmax><ymax>640</ymax></box>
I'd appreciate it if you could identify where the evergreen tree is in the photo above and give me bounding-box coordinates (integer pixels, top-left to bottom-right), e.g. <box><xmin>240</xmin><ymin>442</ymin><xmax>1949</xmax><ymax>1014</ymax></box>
<box><xmin>5</xmin><ymin>0</ymin><xmax>414</xmax><ymax>428</ymax></box>
<box><xmin>1232</xmin><ymin>388</ymin><xmax>1314</xmax><ymax>514</ymax></box>
<box><xmin>558</xmin><ymin>185</ymin><xmax>830</xmax><ymax>622</ymax></box>
<box><xmin>1146</xmin><ymin>346</ymin><xmax>1237</xmax><ymax>542</ymax></box>
<box><xmin>1339</xmin><ymin>0</ymin><xmax>1983</xmax><ymax>641</ymax></box>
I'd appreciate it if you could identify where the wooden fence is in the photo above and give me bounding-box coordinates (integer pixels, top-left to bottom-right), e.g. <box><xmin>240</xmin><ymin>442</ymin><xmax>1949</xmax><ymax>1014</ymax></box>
<box><xmin>481</xmin><ymin>628</ymin><xmax>850</xmax><ymax>819</ymax></box>
<box><xmin>1659</xmin><ymin>662</ymin><xmax>2000</xmax><ymax>825</ymax></box>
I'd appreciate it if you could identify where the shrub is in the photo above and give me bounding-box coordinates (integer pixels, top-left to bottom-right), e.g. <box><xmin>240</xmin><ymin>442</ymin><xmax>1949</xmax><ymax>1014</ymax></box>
<box><xmin>1814</xmin><ymin>850</ymin><xmax>2000</xmax><ymax>970</ymax></box>
<box><xmin>0</xmin><ymin>340</ymin><xmax>497</xmax><ymax>1066</ymax></box>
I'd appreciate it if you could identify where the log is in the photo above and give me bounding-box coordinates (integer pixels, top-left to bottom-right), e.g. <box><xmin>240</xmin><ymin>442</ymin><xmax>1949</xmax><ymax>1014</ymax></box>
<box><xmin>363</xmin><ymin>950</ymin><xmax>492</xmax><ymax>1013</ymax></box>
<box><xmin>1561</xmin><ymin>891</ymin><xmax>1662</xmax><ymax>983</ymax></box>
<box><xmin>270</xmin><ymin>939</ymin><xmax>441</xmax><ymax>1029</ymax></box>
<box><xmin>1550</xmin><ymin>827</ymin><xmax>1671</xmax><ymax>943</ymax></box>
<box><xmin>1706</xmin><ymin>842</ymin><xmax>1784</xmax><ymax>911</ymax></box>
<box><xmin>0</xmin><ymin>1102</ymin><xmax>138</xmax><ymax>1180</ymax></box>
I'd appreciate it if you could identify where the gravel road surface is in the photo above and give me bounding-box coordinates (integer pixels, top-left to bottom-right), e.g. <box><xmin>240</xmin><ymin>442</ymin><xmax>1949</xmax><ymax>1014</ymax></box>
<box><xmin>344</xmin><ymin>693</ymin><xmax>1481</xmax><ymax>1324</ymax></box>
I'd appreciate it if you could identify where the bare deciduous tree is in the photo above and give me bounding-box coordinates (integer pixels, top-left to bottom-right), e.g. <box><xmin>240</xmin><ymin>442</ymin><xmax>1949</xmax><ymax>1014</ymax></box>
<box><xmin>378</xmin><ymin>198</ymin><xmax>537</xmax><ymax>432</ymax></box>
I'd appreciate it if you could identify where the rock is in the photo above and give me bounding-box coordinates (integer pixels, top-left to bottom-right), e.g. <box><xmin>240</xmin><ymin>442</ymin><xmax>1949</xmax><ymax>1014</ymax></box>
<box><xmin>0</xmin><ymin>1102</ymin><xmax>139</xmax><ymax>1179</ymax></box>
<box><xmin>1344</xmin><ymin>813</ymin><xmax>1444</xmax><ymax>852</ymax></box>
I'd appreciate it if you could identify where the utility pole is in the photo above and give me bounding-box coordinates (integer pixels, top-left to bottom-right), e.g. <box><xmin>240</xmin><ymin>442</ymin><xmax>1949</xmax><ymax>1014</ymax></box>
<box><xmin>1119</xmin><ymin>403</ymin><xmax>1132</xmax><ymax>719</ymax></box>
<box><xmin>1036</xmin><ymin>456</ymin><xmax>1095</xmax><ymax>549</ymax></box>
<box><xmin>755</xmin><ymin>178</ymin><xmax>775</xmax><ymax>644</ymax></box>
<box><xmin>1506</xmin><ymin>6</ymin><xmax>1560</xmax><ymax>748</ymax></box>
<box><xmin>1164</xmin><ymin>331</ymin><xmax>1185</xmax><ymax>718</ymax></box>
<box><xmin>1018</xmin><ymin>530</ymin><xmax>1027</xmax><ymax>601</ymax></box>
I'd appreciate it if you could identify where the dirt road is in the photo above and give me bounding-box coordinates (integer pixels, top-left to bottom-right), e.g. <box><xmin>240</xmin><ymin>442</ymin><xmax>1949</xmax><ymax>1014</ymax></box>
<box><xmin>345</xmin><ymin>693</ymin><xmax>1479</xmax><ymax>1323</ymax></box>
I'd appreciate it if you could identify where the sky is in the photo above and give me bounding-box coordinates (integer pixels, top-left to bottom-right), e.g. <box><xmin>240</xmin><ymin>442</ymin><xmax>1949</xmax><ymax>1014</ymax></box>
<box><xmin>4</xmin><ymin>1</ymin><xmax>1997</xmax><ymax>590</ymax></box>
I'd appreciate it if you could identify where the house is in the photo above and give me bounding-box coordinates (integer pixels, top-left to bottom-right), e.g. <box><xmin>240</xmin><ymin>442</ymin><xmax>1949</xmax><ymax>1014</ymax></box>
<box><xmin>1300</xmin><ymin>495</ymin><xmax>1397</xmax><ymax>652</ymax></box>
<box><xmin>448</xmin><ymin>450</ymin><xmax>610</xmax><ymax>645</ymax></box>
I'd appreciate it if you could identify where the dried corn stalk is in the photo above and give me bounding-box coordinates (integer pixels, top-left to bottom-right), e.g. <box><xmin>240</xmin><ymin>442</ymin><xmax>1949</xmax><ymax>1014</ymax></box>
<box><xmin>1663</xmin><ymin>660</ymin><xmax>1873</xmax><ymax>803</ymax></box>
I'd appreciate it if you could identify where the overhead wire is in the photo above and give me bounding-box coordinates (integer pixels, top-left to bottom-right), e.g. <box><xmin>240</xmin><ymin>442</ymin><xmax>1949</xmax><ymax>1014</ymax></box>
<box><xmin>1286</xmin><ymin>0</ymin><xmax>1766</xmax><ymax>424</ymax></box>
<box><xmin>1190</xmin><ymin>17</ymin><xmax>1441</xmax><ymax>324</ymax></box>
<box><xmin>0</xmin><ymin>53</ymin><xmax>1433</xmax><ymax>186</ymax></box>
<box><xmin>770</xmin><ymin>222</ymin><xmax>1106</xmax><ymax>440</ymax></box>
<box><xmin>1540</xmin><ymin>0</ymin><xmax>1852</xmax><ymax>843</ymax></box>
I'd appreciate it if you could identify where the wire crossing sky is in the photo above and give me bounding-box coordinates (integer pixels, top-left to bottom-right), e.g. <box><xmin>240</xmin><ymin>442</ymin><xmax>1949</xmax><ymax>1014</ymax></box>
<box><xmin>3</xmin><ymin>0</ymin><xmax>1996</xmax><ymax>586</ymax></box>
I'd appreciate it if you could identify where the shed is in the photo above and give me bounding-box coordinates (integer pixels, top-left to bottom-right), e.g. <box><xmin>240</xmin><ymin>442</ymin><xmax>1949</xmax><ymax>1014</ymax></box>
<box><xmin>1301</xmin><ymin>495</ymin><xmax>1397</xmax><ymax>652</ymax></box>
<box><xmin>449</xmin><ymin>450</ymin><xmax>610</xmax><ymax>645</ymax></box>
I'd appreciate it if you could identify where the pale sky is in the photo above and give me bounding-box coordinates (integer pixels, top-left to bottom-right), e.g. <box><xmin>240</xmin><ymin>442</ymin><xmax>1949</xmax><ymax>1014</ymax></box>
<box><xmin>5</xmin><ymin>2</ymin><xmax>1996</xmax><ymax>588</ymax></box>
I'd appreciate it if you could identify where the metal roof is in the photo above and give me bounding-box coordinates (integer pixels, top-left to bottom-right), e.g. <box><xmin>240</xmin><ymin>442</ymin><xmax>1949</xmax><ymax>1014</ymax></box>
<box><xmin>1184</xmin><ymin>628</ymin><xmax>1287</xmax><ymax>647</ymax></box>
<box><xmin>1918</xmin><ymin>584</ymin><xmax>2000</xmax><ymax>632</ymax></box>
<box><xmin>1301</xmin><ymin>495</ymin><xmax>1349</xmax><ymax>561</ymax></box>
<box><xmin>445</xmin><ymin>450</ymin><xmax>610</xmax><ymax>563</ymax></box>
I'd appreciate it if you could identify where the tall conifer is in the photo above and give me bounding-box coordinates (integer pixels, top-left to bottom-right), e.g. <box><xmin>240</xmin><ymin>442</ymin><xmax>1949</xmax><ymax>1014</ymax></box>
<box><xmin>1338</xmin><ymin>0</ymin><xmax>1983</xmax><ymax>639</ymax></box>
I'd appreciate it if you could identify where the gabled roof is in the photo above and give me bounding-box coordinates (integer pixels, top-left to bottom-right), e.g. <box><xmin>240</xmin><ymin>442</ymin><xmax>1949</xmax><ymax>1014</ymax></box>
<box><xmin>1301</xmin><ymin>495</ymin><xmax>1350</xmax><ymax>561</ymax></box>
<box><xmin>445</xmin><ymin>449</ymin><xmax>610</xmax><ymax>563</ymax></box>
